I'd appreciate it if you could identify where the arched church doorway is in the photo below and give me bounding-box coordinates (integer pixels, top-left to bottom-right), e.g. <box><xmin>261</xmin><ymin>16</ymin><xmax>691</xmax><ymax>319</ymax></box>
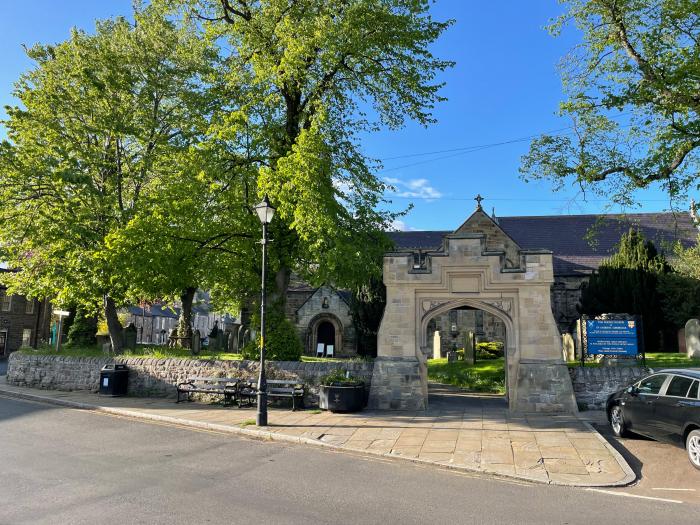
<box><xmin>307</xmin><ymin>313</ymin><xmax>343</xmax><ymax>357</ymax></box>
<box><xmin>317</xmin><ymin>321</ymin><xmax>335</xmax><ymax>348</ymax></box>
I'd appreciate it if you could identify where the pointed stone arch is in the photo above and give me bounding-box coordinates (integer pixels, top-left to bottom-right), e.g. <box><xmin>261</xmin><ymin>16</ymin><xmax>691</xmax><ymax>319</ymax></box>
<box><xmin>368</xmin><ymin>207</ymin><xmax>577</xmax><ymax>413</ymax></box>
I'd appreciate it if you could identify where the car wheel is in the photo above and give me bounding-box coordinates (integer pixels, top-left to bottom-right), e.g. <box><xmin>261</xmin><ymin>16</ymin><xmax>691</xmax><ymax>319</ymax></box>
<box><xmin>610</xmin><ymin>404</ymin><xmax>628</xmax><ymax>438</ymax></box>
<box><xmin>686</xmin><ymin>430</ymin><xmax>700</xmax><ymax>470</ymax></box>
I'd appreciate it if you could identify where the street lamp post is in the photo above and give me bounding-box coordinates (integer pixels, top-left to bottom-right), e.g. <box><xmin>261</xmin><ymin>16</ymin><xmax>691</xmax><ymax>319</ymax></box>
<box><xmin>254</xmin><ymin>195</ymin><xmax>276</xmax><ymax>426</ymax></box>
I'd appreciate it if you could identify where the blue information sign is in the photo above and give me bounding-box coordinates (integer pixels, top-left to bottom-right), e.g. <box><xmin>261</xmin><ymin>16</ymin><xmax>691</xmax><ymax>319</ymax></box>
<box><xmin>585</xmin><ymin>319</ymin><xmax>639</xmax><ymax>356</ymax></box>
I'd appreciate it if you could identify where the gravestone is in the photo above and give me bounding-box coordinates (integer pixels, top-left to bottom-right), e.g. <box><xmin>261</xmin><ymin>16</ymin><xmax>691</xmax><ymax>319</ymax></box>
<box><xmin>447</xmin><ymin>351</ymin><xmax>457</xmax><ymax>362</ymax></box>
<box><xmin>123</xmin><ymin>323</ymin><xmax>137</xmax><ymax>350</ymax></box>
<box><xmin>432</xmin><ymin>331</ymin><xmax>441</xmax><ymax>359</ymax></box>
<box><xmin>562</xmin><ymin>333</ymin><xmax>575</xmax><ymax>362</ymax></box>
<box><xmin>685</xmin><ymin>319</ymin><xmax>700</xmax><ymax>359</ymax></box>
<box><xmin>463</xmin><ymin>331</ymin><xmax>476</xmax><ymax>365</ymax></box>
<box><xmin>192</xmin><ymin>330</ymin><xmax>201</xmax><ymax>355</ymax></box>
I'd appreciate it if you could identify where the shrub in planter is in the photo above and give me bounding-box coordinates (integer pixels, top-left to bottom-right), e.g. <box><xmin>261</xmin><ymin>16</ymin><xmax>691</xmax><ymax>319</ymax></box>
<box><xmin>319</xmin><ymin>369</ymin><xmax>366</xmax><ymax>412</ymax></box>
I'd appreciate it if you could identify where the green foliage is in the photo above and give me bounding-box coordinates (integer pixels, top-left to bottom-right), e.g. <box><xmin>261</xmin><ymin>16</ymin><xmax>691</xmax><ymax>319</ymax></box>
<box><xmin>241</xmin><ymin>312</ymin><xmax>303</xmax><ymax>361</ymax></box>
<box><xmin>658</xmin><ymin>236</ymin><xmax>700</xmax><ymax>328</ymax></box>
<box><xmin>521</xmin><ymin>0</ymin><xmax>700</xmax><ymax>206</ymax></box>
<box><xmin>578</xmin><ymin>229</ymin><xmax>670</xmax><ymax>350</ymax></box>
<box><xmin>349</xmin><ymin>277</ymin><xmax>386</xmax><ymax>357</ymax></box>
<box><xmin>66</xmin><ymin>310</ymin><xmax>98</xmax><ymax>347</ymax></box>
<box><xmin>476</xmin><ymin>341</ymin><xmax>504</xmax><ymax>358</ymax></box>
<box><xmin>0</xmin><ymin>4</ymin><xmax>214</xmax><ymax>351</ymax></box>
<box><xmin>157</xmin><ymin>0</ymin><xmax>453</xmax><ymax>297</ymax></box>
<box><xmin>319</xmin><ymin>369</ymin><xmax>364</xmax><ymax>386</ymax></box>
<box><xmin>427</xmin><ymin>358</ymin><xmax>505</xmax><ymax>394</ymax></box>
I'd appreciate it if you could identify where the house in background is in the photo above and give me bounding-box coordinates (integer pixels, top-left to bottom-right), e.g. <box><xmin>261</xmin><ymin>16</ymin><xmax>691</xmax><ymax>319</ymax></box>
<box><xmin>124</xmin><ymin>293</ymin><xmax>237</xmax><ymax>345</ymax></box>
<box><xmin>0</xmin><ymin>269</ymin><xmax>51</xmax><ymax>356</ymax></box>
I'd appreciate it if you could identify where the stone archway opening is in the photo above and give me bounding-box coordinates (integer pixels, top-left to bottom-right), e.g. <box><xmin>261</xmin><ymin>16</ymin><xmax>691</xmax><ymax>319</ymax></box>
<box><xmin>425</xmin><ymin>304</ymin><xmax>507</xmax><ymax>397</ymax></box>
<box><xmin>317</xmin><ymin>321</ymin><xmax>335</xmax><ymax>348</ymax></box>
<box><xmin>307</xmin><ymin>313</ymin><xmax>343</xmax><ymax>357</ymax></box>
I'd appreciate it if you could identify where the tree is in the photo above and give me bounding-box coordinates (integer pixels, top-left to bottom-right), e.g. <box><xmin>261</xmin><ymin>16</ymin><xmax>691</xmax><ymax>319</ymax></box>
<box><xmin>0</xmin><ymin>5</ymin><xmax>213</xmax><ymax>352</ymax></box>
<box><xmin>163</xmin><ymin>0</ymin><xmax>453</xmax><ymax>309</ymax></box>
<box><xmin>521</xmin><ymin>1</ymin><xmax>700</xmax><ymax>205</ymax></box>
<box><xmin>658</xmin><ymin>235</ymin><xmax>700</xmax><ymax>329</ymax></box>
<box><xmin>350</xmin><ymin>276</ymin><xmax>386</xmax><ymax>357</ymax></box>
<box><xmin>578</xmin><ymin>229</ymin><xmax>670</xmax><ymax>351</ymax></box>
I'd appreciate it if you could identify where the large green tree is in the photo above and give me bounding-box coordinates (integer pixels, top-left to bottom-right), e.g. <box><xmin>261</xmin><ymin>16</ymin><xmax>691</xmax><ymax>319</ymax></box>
<box><xmin>521</xmin><ymin>0</ymin><xmax>700</xmax><ymax>205</ymax></box>
<box><xmin>578</xmin><ymin>229</ymin><xmax>671</xmax><ymax>351</ymax></box>
<box><xmin>164</xmin><ymin>0</ymin><xmax>453</xmax><ymax>309</ymax></box>
<box><xmin>0</xmin><ymin>5</ymin><xmax>214</xmax><ymax>351</ymax></box>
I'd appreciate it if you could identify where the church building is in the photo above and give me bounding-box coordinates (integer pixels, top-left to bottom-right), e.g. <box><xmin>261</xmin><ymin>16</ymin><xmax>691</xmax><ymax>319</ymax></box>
<box><xmin>288</xmin><ymin>209</ymin><xmax>698</xmax><ymax>358</ymax></box>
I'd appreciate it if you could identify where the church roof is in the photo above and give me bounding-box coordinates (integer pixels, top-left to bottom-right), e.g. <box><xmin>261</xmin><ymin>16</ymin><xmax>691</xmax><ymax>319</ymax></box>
<box><xmin>387</xmin><ymin>212</ymin><xmax>698</xmax><ymax>276</ymax></box>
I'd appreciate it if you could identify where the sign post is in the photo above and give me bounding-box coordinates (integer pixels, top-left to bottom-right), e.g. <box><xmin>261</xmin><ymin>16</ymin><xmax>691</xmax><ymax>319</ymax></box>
<box><xmin>582</xmin><ymin>315</ymin><xmax>642</xmax><ymax>366</ymax></box>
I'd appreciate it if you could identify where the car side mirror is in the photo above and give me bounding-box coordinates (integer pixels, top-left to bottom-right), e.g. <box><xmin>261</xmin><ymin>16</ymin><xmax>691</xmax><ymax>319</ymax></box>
<box><xmin>627</xmin><ymin>386</ymin><xmax>639</xmax><ymax>396</ymax></box>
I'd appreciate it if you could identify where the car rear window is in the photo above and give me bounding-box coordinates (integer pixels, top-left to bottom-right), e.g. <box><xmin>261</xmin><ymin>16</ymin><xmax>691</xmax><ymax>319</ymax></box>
<box><xmin>638</xmin><ymin>374</ymin><xmax>668</xmax><ymax>395</ymax></box>
<box><xmin>688</xmin><ymin>380</ymin><xmax>699</xmax><ymax>400</ymax></box>
<box><xmin>666</xmin><ymin>376</ymin><xmax>694</xmax><ymax>397</ymax></box>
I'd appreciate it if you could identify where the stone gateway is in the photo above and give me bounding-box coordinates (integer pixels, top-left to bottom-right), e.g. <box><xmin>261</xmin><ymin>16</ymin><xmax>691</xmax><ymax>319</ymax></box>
<box><xmin>368</xmin><ymin>204</ymin><xmax>578</xmax><ymax>413</ymax></box>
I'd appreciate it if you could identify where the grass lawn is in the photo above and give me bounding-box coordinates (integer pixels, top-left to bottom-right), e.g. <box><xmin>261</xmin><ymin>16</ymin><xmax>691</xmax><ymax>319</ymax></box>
<box><xmin>427</xmin><ymin>357</ymin><xmax>505</xmax><ymax>394</ymax></box>
<box><xmin>18</xmin><ymin>344</ymin><xmax>363</xmax><ymax>363</ymax></box>
<box><xmin>567</xmin><ymin>352</ymin><xmax>700</xmax><ymax>369</ymax></box>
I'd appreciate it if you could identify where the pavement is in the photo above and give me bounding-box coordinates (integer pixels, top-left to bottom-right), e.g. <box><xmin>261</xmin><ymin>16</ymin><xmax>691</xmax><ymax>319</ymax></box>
<box><xmin>4</xmin><ymin>395</ymin><xmax>698</xmax><ymax>525</ymax></box>
<box><xmin>0</xmin><ymin>378</ymin><xmax>634</xmax><ymax>487</ymax></box>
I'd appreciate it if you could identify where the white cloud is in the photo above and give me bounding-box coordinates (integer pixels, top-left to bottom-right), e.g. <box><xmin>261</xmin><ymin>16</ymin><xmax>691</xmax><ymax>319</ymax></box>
<box><xmin>390</xmin><ymin>219</ymin><xmax>417</xmax><ymax>232</ymax></box>
<box><xmin>384</xmin><ymin>177</ymin><xmax>442</xmax><ymax>200</ymax></box>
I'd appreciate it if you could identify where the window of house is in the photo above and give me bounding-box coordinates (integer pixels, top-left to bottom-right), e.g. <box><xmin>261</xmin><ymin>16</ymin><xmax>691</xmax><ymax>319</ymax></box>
<box><xmin>22</xmin><ymin>328</ymin><xmax>32</xmax><ymax>347</ymax></box>
<box><xmin>1</xmin><ymin>294</ymin><xmax>11</xmax><ymax>312</ymax></box>
<box><xmin>25</xmin><ymin>299</ymin><xmax>35</xmax><ymax>315</ymax></box>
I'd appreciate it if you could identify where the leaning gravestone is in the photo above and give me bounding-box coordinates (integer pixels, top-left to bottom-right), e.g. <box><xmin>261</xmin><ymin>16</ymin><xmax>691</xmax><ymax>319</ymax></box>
<box><xmin>685</xmin><ymin>319</ymin><xmax>700</xmax><ymax>359</ymax></box>
<box><xmin>464</xmin><ymin>331</ymin><xmax>476</xmax><ymax>365</ymax></box>
<box><xmin>562</xmin><ymin>333</ymin><xmax>575</xmax><ymax>362</ymax></box>
<box><xmin>192</xmin><ymin>330</ymin><xmax>201</xmax><ymax>355</ymax></box>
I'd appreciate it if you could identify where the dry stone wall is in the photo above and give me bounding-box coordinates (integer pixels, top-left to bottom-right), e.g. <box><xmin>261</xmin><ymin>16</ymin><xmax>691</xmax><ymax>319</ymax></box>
<box><xmin>569</xmin><ymin>366</ymin><xmax>651</xmax><ymax>410</ymax></box>
<box><xmin>7</xmin><ymin>352</ymin><xmax>373</xmax><ymax>406</ymax></box>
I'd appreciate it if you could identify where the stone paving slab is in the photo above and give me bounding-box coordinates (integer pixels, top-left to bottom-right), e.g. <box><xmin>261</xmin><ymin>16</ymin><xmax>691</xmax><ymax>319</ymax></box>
<box><xmin>0</xmin><ymin>379</ymin><xmax>635</xmax><ymax>487</ymax></box>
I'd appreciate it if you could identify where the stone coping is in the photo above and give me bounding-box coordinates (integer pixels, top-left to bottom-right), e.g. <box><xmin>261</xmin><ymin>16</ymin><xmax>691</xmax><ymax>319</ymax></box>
<box><xmin>0</xmin><ymin>379</ymin><xmax>635</xmax><ymax>488</ymax></box>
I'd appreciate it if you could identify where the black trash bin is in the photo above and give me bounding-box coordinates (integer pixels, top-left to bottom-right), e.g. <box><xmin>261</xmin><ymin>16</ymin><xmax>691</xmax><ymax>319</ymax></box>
<box><xmin>99</xmin><ymin>364</ymin><xmax>128</xmax><ymax>396</ymax></box>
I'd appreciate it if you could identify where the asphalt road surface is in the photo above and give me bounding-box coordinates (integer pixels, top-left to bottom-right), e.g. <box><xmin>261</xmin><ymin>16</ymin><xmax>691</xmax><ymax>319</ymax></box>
<box><xmin>595</xmin><ymin>422</ymin><xmax>700</xmax><ymax>504</ymax></box>
<box><xmin>1</xmin><ymin>395</ymin><xmax>699</xmax><ymax>525</ymax></box>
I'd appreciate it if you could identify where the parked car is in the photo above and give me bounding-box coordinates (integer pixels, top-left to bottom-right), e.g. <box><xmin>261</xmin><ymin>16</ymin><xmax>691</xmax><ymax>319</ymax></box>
<box><xmin>606</xmin><ymin>369</ymin><xmax>700</xmax><ymax>470</ymax></box>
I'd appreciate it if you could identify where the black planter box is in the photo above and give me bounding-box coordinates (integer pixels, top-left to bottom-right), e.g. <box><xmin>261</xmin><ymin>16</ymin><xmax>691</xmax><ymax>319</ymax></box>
<box><xmin>319</xmin><ymin>383</ymin><xmax>366</xmax><ymax>412</ymax></box>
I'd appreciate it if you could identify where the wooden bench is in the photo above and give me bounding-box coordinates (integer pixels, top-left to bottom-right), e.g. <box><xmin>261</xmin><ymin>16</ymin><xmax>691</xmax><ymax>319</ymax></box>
<box><xmin>266</xmin><ymin>379</ymin><xmax>305</xmax><ymax>411</ymax></box>
<box><xmin>176</xmin><ymin>377</ymin><xmax>240</xmax><ymax>405</ymax></box>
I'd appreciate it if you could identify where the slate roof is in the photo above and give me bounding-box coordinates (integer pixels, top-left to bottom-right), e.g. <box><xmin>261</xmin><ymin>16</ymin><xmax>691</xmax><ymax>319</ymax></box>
<box><xmin>387</xmin><ymin>212</ymin><xmax>698</xmax><ymax>276</ymax></box>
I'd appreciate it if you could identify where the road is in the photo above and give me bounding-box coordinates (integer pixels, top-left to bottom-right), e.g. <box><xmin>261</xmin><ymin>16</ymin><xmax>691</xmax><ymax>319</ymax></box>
<box><xmin>595</xmin><ymin>422</ymin><xmax>700</xmax><ymax>504</ymax></box>
<box><xmin>1</xmin><ymin>396</ymin><xmax>699</xmax><ymax>525</ymax></box>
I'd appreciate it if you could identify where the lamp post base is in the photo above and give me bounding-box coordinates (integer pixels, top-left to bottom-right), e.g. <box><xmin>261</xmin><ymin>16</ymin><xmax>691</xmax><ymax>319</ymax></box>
<box><xmin>256</xmin><ymin>392</ymin><xmax>268</xmax><ymax>426</ymax></box>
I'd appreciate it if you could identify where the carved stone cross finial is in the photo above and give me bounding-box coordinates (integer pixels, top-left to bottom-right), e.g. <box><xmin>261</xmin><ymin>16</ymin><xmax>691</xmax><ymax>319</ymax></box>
<box><xmin>474</xmin><ymin>194</ymin><xmax>484</xmax><ymax>210</ymax></box>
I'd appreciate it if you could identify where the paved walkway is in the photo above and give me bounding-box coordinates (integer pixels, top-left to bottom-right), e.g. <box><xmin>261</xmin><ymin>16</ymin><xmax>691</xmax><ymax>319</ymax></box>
<box><xmin>0</xmin><ymin>379</ymin><xmax>634</xmax><ymax>487</ymax></box>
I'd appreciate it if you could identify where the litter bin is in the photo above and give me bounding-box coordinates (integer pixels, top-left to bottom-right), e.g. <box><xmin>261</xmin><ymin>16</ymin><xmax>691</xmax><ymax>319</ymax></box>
<box><xmin>99</xmin><ymin>364</ymin><xmax>128</xmax><ymax>396</ymax></box>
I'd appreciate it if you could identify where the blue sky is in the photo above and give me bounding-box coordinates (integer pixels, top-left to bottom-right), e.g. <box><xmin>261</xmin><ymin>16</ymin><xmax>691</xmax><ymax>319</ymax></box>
<box><xmin>0</xmin><ymin>1</ymin><xmax>676</xmax><ymax>231</ymax></box>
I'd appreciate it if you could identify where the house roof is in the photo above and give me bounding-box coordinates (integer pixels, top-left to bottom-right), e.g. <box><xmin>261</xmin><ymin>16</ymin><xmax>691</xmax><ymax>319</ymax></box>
<box><xmin>387</xmin><ymin>212</ymin><xmax>698</xmax><ymax>276</ymax></box>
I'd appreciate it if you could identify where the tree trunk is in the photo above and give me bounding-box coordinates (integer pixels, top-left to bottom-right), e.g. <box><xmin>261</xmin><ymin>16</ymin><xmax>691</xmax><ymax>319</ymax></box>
<box><xmin>104</xmin><ymin>295</ymin><xmax>123</xmax><ymax>353</ymax></box>
<box><xmin>273</xmin><ymin>267</ymin><xmax>291</xmax><ymax>308</ymax></box>
<box><xmin>176</xmin><ymin>286</ymin><xmax>196</xmax><ymax>347</ymax></box>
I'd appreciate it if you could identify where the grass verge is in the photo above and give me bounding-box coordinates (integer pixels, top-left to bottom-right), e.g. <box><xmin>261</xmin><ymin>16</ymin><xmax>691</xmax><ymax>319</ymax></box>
<box><xmin>427</xmin><ymin>357</ymin><xmax>505</xmax><ymax>394</ymax></box>
<box><xmin>567</xmin><ymin>352</ymin><xmax>700</xmax><ymax>369</ymax></box>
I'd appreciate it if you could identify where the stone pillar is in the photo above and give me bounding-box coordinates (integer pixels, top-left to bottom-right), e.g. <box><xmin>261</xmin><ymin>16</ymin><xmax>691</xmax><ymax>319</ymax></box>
<box><xmin>368</xmin><ymin>254</ymin><xmax>427</xmax><ymax>410</ymax></box>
